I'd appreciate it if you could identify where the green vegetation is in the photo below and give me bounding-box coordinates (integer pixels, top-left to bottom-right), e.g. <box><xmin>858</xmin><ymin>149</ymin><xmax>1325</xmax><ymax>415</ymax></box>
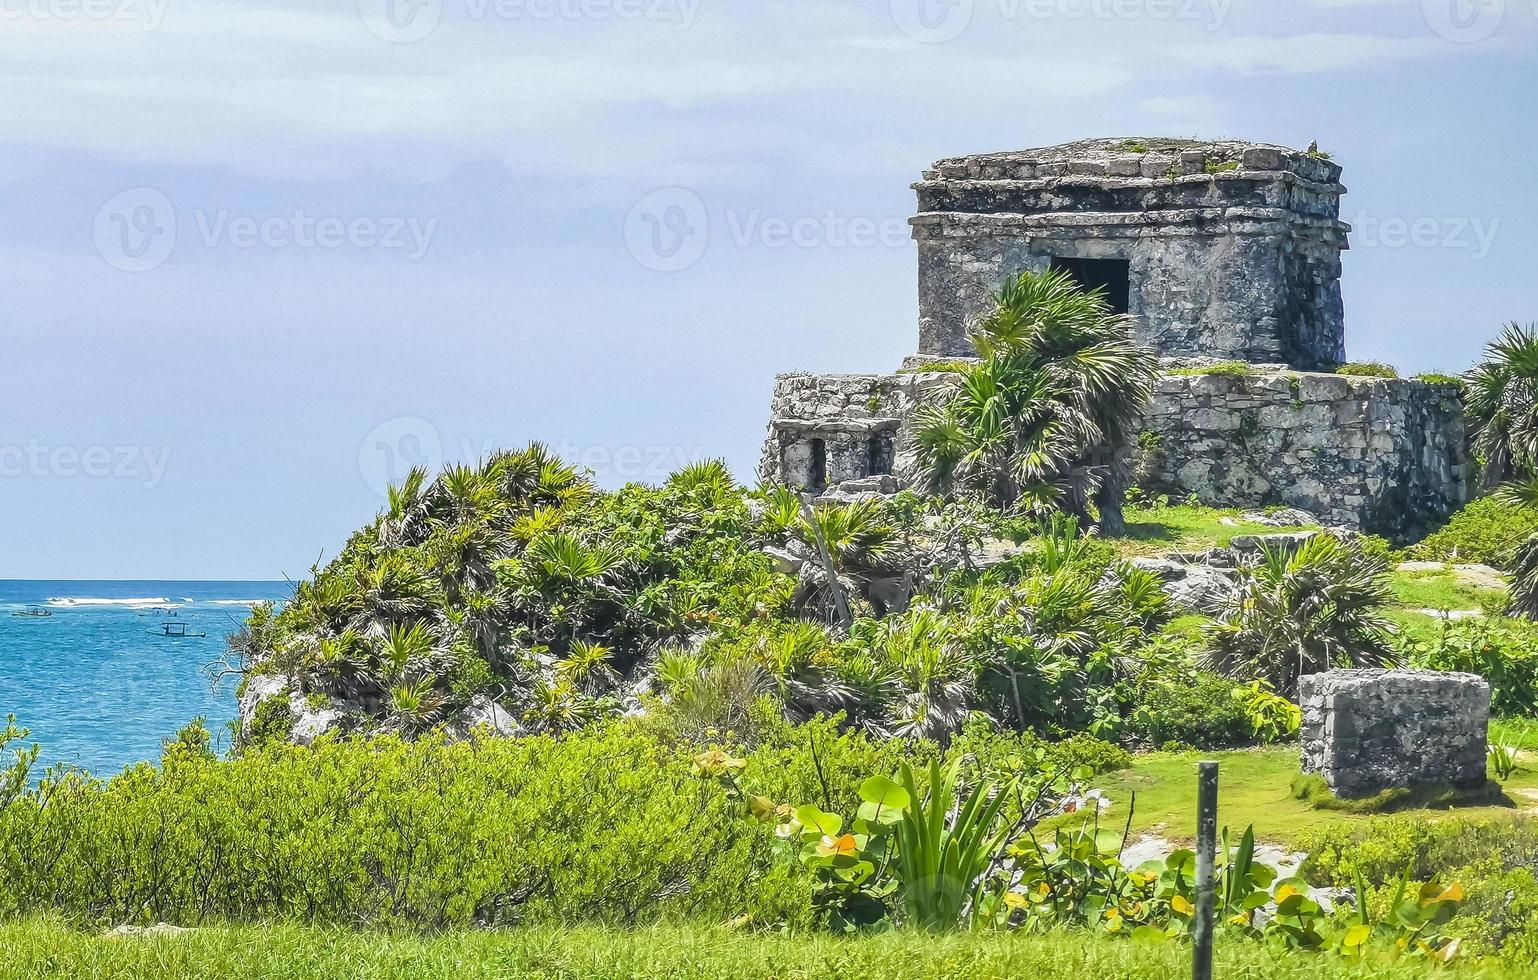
<box><xmin>1408</xmin><ymin>495</ymin><xmax>1538</xmax><ymax>568</ymax></box>
<box><xmin>1049</xmin><ymin>747</ymin><xmax>1538</xmax><ymax>847</ymax></box>
<box><xmin>4</xmin><ymin>920</ymin><xmax>1527</xmax><ymax>980</ymax></box>
<box><xmin>1206</xmin><ymin>537</ymin><xmax>1393</xmax><ymax>696</ymax></box>
<box><xmin>1416</xmin><ymin>373</ymin><xmax>1466</xmax><ymax>389</ymax></box>
<box><xmin>1168</xmin><ymin>361</ymin><xmax>1255</xmax><ymax>378</ymax></box>
<box><xmin>1121</xmin><ymin>140</ymin><xmax>1149</xmax><ymax>153</ymax></box>
<box><xmin>1466</xmin><ymin>324</ymin><xmax>1538</xmax><ymax>489</ymax></box>
<box><xmin>896</xmin><ymin>358</ymin><xmax>975</xmax><ymax>374</ymax></box>
<box><xmin>913</xmin><ymin>268</ymin><xmax>1158</xmax><ymax>533</ymax></box>
<box><xmin>1336</xmin><ymin>363</ymin><xmax>1399</xmax><ymax>380</ymax></box>
<box><xmin>1205</xmin><ymin>159</ymin><xmax>1240</xmax><ymax>174</ymax></box>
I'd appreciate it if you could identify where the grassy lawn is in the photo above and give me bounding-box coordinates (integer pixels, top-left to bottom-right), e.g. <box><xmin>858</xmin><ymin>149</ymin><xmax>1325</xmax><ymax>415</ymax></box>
<box><xmin>0</xmin><ymin>919</ymin><xmax>1525</xmax><ymax>979</ymax></box>
<box><xmin>1043</xmin><ymin>746</ymin><xmax>1538</xmax><ymax>848</ymax></box>
<box><xmin>1115</xmin><ymin>504</ymin><xmax>1306</xmax><ymax>557</ymax></box>
<box><xmin>1388</xmin><ymin>568</ymin><xmax>1508</xmax><ymax>614</ymax></box>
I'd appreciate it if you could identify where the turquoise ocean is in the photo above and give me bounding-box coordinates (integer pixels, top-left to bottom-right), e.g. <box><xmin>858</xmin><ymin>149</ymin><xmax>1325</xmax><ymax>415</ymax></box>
<box><xmin>0</xmin><ymin>581</ymin><xmax>290</xmax><ymax>774</ymax></box>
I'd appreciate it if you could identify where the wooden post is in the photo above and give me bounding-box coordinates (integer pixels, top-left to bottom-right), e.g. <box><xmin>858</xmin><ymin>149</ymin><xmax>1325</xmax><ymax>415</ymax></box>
<box><xmin>1193</xmin><ymin>760</ymin><xmax>1218</xmax><ymax>980</ymax></box>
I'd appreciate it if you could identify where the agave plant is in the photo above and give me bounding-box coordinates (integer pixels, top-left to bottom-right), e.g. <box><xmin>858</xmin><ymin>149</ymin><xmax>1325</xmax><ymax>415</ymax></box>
<box><xmin>914</xmin><ymin>268</ymin><xmax>1158</xmax><ymax>532</ymax></box>
<box><xmin>1204</xmin><ymin>535</ymin><xmax>1394</xmax><ymax>697</ymax></box>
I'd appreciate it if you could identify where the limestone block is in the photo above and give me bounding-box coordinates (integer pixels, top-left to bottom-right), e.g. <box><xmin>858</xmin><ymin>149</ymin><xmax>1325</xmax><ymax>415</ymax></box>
<box><xmin>1300</xmin><ymin>670</ymin><xmax>1489</xmax><ymax>798</ymax></box>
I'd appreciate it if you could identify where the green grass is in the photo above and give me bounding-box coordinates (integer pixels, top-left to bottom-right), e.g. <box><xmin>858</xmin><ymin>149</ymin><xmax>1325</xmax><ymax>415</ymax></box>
<box><xmin>1166</xmin><ymin>361</ymin><xmax>1256</xmax><ymax>378</ymax></box>
<box><xmin>1042</xmin><ymin>746</ymin><xmax>1538</xmax><ymax>847</ymax></box>
<box><xmin>0</xmin><ymin>919</ymin><xmax>1524</xmax><ymax>979</ymax></box>
<box><xmin>1116</xmin><ymin>504</ymin><xmax>1309</xmax><ymax>557</ymax></box>
<box><xmin>1387</xmin><ymin>568</ymin><xmax>1508</xmax><ymax>614</ymax></box>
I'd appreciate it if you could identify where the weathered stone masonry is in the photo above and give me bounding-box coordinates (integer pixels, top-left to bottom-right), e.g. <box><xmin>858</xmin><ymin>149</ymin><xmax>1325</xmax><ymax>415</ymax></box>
<box><xmin>1143</xmin><ymin>371</ymin><xmax>1466</xmax><ymax>538</ymax></box>
<box><xmin>760</xmin><ymin>138</ymin><xmax>1467</xmax><ymax>535</ymax></box>
<box><xmin>1300</xmin><ymin>669</ymin><xmax>1490</xmax><ymax>798</ymax></box>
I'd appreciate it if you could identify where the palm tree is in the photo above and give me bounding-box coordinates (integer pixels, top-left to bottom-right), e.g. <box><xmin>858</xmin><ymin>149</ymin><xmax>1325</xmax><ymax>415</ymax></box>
<box><xmin>1466</xmin><ymin>323</ymin><xmax>1538</xmax><ymax>489</ymax></box>
<box><xmin>1496</xmin><ymin>480</ymin><xmax>1538</xmax><ymax>619</ymax></box>
<box><xmin>914</xmin><ymin>268</ymin><xmax>1157</xmax><ymax>533</ymax></box>
<box><xmin>1204</xmin><ymin>535</ymin><xmax>1394</xmax><ymax>697</ymax></box>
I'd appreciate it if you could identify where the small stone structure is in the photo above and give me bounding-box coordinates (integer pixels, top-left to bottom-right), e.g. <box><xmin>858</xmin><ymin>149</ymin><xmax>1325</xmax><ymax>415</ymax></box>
<box><xmin>1143</xmin><ymin>371</ymin><xmax>1466</xmax><ymax>538</ymax></box>
<box><xmin>759</xmin><ymin>137</ymin><xmax>1467</xmax><ymax>534</ymax></box>
<box><xmin>759</xmin><ymin>372</ymin><xmax>961</xmax><ymax>493</ymax></box>
<box><xmin>1299</xmin><ymin>669</ymin><xmax>1490</xmax><ymax>799</ymax></box>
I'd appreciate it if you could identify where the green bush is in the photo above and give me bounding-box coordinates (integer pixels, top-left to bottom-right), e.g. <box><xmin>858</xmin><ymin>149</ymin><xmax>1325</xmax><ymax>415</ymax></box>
<box><xmin>1167</xmin><ymin>361</ymin><xmax>1254</xmax><ymax>378</ymax></box>
<box><xmin>1394</xmin><ymin>618</ymin><xmax>1538</xmax><ymax>715</ymax></box>
<box><xmin>1409</xmin><ymin>495</ymin><xmax>1538</xmax><ymax>569</ymax></box>
<box><xmin>1131</xmin><ymin>671</ymin><xmax>1253</xmax><ymax>749</ymax></box>
<box><xmin>0</xmin><ymin>717</ymin><xmax>937</xmax><ymax>930</ymax></box>
<box><xmin>1298</xmin><ymin>814</ymin><xmax>1538</xmax><ymax>889</ymax></box>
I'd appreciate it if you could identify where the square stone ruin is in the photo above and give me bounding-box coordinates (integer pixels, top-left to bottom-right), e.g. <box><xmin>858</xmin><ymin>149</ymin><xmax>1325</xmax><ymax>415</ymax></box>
<box><xmin>1299</xmin><ymin>669</ymin><xmax>1490</xmax><ymax>798</ymax></box>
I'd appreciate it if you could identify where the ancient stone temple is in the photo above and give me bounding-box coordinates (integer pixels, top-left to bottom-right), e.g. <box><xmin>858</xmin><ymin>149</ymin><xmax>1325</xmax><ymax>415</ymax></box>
<box><xmin>912</xmin><ymin>138</ymin><xmax>1347</xmax><ymax>369</ymax></box>
<box><xmin>759</xmin><ymin>138</ymin><xmax>1468</xmax><ymax>539</ymax></box>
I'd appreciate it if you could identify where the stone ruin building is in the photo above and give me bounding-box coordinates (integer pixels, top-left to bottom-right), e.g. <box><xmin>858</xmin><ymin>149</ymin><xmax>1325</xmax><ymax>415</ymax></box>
<box><xmin>760</xmin><ymin>138</ymin><xmax>1468</xmax><ymax>539</ymax></box>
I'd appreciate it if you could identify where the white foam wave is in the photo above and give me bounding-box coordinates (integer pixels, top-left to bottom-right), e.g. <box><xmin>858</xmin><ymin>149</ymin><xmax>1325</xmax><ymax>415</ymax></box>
<box><xmin>46</xmin><ymin>597</ymin><xmax>175</xmax><ymax>609</ymax></box>
<box><xmin>204</xmin><ymin>599</ymin><xmax>271</xmax><ymax>606</ymax></box>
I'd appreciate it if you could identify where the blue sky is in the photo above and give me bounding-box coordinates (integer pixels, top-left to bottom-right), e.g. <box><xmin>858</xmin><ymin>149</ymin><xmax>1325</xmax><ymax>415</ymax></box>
<box><xmin>1</xmin><ymin>0</ymin><xmax>1534</xmax><ymax>580</ymax></box>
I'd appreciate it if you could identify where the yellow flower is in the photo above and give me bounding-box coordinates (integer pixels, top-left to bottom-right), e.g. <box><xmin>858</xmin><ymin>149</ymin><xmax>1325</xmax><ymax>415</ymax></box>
<box><xmin>815</xmin><ymin>834</ymin><xmax>859</xmax><ymax>858</ymax></box>
<box><xmin>1003</xmin><ymin>891</ymin><xmax>1029</xmax><ymax>911</ymax></box>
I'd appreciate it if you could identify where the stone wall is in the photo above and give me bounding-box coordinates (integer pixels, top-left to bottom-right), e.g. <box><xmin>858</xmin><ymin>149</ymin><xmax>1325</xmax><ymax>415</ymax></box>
<box><xmin>1141</xmin><ymin>371</ymin><xmax>1467</xmax><ymax>540</ymax></box>
<box><xmin>1300</xmin><ymin>669</ymin><xmax>1490</xmax><ymax>798</ymax></box>
<box><xmin>758</xmin><ymin>372</ymin><xmax>961</xmax><ymax>492</ymax></box>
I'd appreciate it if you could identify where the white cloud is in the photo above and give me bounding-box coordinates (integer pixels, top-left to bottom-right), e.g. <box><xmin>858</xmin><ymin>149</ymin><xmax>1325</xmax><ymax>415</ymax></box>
<box><xmin>0</xmin><ymin>0</ymin><xmax>1505</xmax><ymax>184</ymax></box>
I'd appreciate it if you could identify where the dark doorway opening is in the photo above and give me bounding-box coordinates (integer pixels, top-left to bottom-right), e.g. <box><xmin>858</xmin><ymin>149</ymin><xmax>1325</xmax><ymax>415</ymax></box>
<box><xmin>867</xmin><ymin>432</ymin><xmax>895</xmax><ymax>477</ymax></box>
<box><xmin>1051</xmin><ymin>257</ymin><xmax>1131</xmax><ymax>315</ymax></box>
<box><xmin>808</xmin><ymin>438</ymin><xmax>827</xmax><ymax>492</ymax></box>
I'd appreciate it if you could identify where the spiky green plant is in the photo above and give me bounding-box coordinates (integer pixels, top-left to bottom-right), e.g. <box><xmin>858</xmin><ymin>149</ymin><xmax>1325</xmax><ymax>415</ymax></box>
<box><xmin>914</xmin><ymin>269</ymin><xmax>1157</xmax><ymax>532</ymax></box>
<box><xmin>1466</xmin><ymin>323</ymin><xmax>1538</xmax><ymax>487</ymax></box>
<box><xmin>1204</xmin><ymin>535</ymin><xmax>1394</xmax><ymax>697</ymax></box>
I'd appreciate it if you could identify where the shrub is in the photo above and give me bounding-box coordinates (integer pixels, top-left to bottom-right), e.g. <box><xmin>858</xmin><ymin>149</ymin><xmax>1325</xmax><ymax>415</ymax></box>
<box><xmin>1298</xmin><ymin>814</ymin><xmax>1538</xmax><ymax>889</ymax></box>
<box><xmin>1394</xmin><ymin>618</ymin><xmax>1538</xmax><ymax>715</ymax></box>
<box><xmin>1335</xmin><ymin>362</ymin><xmax>1399</xmax><ymax>379</ymax></box>
<box><xmin>1408</xmin><ymin>495</ymin><xmax>1538</xmax><ymax>569</ymax></box>
<box><xmin>0</xmin><ymin>717</ymin><xmax>942</xmax><ymax>930</ymax></box>
<box><xmin>1130</xmin><ymin>671</ymin><xmax>1253</xmax><ymax>749</ymax></box>
<box><xmin>1167</xmin><ymin>362</ymin><xmax>1254</xmax><ymax>378</ymax></box>
<box><xmin>1205</xmin><ymin>535</ymin><xmax>1394</xmax><ymax>697</ymax></box>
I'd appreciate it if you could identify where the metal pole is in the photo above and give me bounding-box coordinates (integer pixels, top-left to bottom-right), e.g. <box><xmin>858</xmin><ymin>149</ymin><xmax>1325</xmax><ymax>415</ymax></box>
<box><xmin>1193</xmin><ymin>760</ymin><xmax>1218</xmax><ymax>980</ymax></box>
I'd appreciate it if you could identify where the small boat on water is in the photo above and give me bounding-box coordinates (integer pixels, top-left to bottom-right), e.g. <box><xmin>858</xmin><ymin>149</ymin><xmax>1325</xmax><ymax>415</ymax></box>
<box><xmin>148</xmin><ymin>621</ymin><xmax>206</xmax><ymax>639</ymax></box>
<box><xmin>11</xmin><ymin>606</ymin><xmax>53</xmax><ymax>618</ymax></box>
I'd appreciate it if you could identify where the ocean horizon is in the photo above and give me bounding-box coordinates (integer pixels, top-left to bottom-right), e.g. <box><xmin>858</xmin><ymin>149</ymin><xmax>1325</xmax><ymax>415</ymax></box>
<box><xmin>0</xmin><ymin>580</ymin><xmax>290</xmax><ymax>775</ymax></box>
